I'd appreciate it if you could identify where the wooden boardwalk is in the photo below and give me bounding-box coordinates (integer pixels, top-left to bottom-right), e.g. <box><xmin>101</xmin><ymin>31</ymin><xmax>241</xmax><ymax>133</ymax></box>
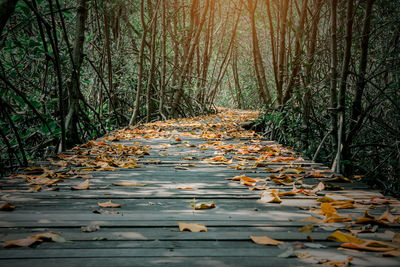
<box><xmin>1</xmin><ymin>108</ymin><xmax>399</xmax><ymax>266</ymax></box>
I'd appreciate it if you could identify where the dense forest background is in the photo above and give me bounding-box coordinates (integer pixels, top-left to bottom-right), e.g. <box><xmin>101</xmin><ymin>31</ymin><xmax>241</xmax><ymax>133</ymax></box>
<box><xmin>0</xmin><ymin>0</ymin><xmax>399</xmax><ymax>195</ymax></box>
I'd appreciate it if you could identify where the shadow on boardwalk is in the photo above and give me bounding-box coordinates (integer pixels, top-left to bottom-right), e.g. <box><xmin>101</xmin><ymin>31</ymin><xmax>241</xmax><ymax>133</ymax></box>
<box><xmin>1</xmin><ymin>108</ymin><xmax>399</xmax><ymax>266</ymax></box>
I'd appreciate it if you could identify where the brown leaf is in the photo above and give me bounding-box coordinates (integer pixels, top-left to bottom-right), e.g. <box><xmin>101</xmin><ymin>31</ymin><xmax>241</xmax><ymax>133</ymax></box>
<box><xmin>178</xmin><ymin>222</ymin><xmax>207</xmax><ymax>232</ymax></box>
<box><xmin>383</xmin><ymin>250</ymin><xmax>400</xmax><ymax>257</ymax></box>
<box><xmin>260</xmin><ymin>190</ymin><xmax>282</xmax><ymax>203</ymax></box>
<box><xmin>190</xmin><ymin>201</ymin><xmax>215</xmax><ymax>210</ymax></box>
<box><xmin>3</xmin><ymin>237</ymin><xmax>41</xmax><ymax>248</ymax></box>
<box><xmin>30</xmin><ymin>232</ymin><xmax>66</xmax><ymax>243</ymax></box>
<box><xmin>98</xmin><ymin>200</ymin><xmax>121</xmax><ymax>208</ymax></box>
<box><xmin>81</xmin><ymin>223</ymin><xmax>100</xmax><ymax>232</ymax></box>
<box><xmin>0</xmin><ymin>202</ymin><xmax>15</xmax><ymax>211</ymax></box>
<box><xmin>71</xmin><ymin>179</ymin><xmax>90</xmax><ymax>190</ymax></box>
<box><xmin>250</xmin><ymin>235</ymin><xmax>284</xmax><ymax>246</ymax></box>
<box><xmin>112</xmin><ymin>181</ymin><xmax>146</xmax><ymax>186</ymax></box>
<box><xmin>175</xmin><ymin>166</ymin><xmax>189</xmax><ymax>170</ymax></box>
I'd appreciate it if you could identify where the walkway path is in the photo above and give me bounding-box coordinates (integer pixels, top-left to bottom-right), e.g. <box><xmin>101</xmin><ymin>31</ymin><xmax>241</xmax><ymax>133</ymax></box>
<box><xmin>1</xmin><ymin>108</ymin><xmax>399</xmax><ymax>266</ymax></box>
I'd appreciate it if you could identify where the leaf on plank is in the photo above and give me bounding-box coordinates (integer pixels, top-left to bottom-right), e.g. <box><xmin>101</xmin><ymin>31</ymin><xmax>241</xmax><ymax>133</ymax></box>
<box><xmin>98</xmin><ymin>200</ymin><xmax>121</xmax><ymax>208</ymax></box>
<box><xmin>0</xmin><ymin>202</ymin><xmax>15</xmax><ymax>211</ymax></box>
<box><xmin>175</xmin><ymin>166</ymin><xmax>189</xmax><ymax>170</ymax></box>
<box><xmin>250</xmin><ymin>235</ymin><xmax>284</xmax><ymax>246</ymax></box>
<box><xmin>3</xmin><ymin>237</ymin><xmax>41</xmax><ymax>248</ymax></box>
<box><xmin>30</xmin><ymin>232</ymin><xmax>66</xmax><ymax>243</ymax></box>
<box><xmin>299</xmin><ymin>224</ymin><xmax>314</xmax><ymax>233</ymax></box>
<box><xmin>327</xmin><ymin>231</ymin><xmax>364</xmax><ymax>244</ymax></box>
<box><xmin>178</xmin><ymin>222</ymin><xmax>207</xmax><ymax>232</ymax></box>
<box><xmin>112</xmin><ymin>181</ymin><xmax>146</xmax><ymax>186</ymax></box>
<box><xmin>260</xmin><ymin>190</ymin><xmax>282</xmax><ymax>203</ymax></box>
<box><xmin>383</xmin><ymin>250</ymin><xmax>400</xmax><ymax>257</ymax></box>
<box><xmin>190</xmin><ymin>201</ymin><xmax>215</xmax><ymax>210</ymax></box>
<box><xmin>177</xmin><ymin>186</ymin><xmax>195</xmax><ymax>190</ymax></box>
<box><xmin>81</xmin><ymin>223</ymin><xmax>100</xmax><ymax>232</ymax></box>
<box><xmin>71</xmin><ymin>179</ymin><xmax>90</xmax><ymax>190</ymax></box>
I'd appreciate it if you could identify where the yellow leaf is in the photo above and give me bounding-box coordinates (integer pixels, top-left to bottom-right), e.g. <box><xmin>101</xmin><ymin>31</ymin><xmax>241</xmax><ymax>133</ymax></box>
<box><xmin>327</xmin><ymin>231</ymin><xmax>364</xmax><ymax>244</ymax></box>
<box><xmin>178</xmin><ymin>222</ymin><xmax>207</xmax><ymax>232</ymax></box>
<box><xmin>299</xmin><ymin>224</ymin><xmax>314</xmax><ymax>232</ymax></box>
<box><xmin>250</xmin><ymin>235</ymin><xmax>284</xmax><ymax>246</ymax></box>
<box><xmin>71</xmin><ymin>179</ymin><xmax>90</xmax><ymax>190</ymax></box>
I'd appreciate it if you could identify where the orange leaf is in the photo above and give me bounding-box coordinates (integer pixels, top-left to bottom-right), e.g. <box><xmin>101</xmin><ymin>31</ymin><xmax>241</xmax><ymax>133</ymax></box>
<box><xmin>178</xmin><ymin>222</ymin><xmax>207</xmax><ymax>232</ymax></box>
<box><xmin>98</xmin><ymin>200</ymin><xmax>121</xmax><ymax>208</ymax></box>
<box><xmin>71</xmin><ymin>179</ymin><xmax>90</xmax><ymax>190</ymax></box>
<box><xmin>177</xmin><ymin>186</ymin><xmax>195</xmax><ymax>190</ymax></box>
<box><xmin>250</xmin><ymin>235</ymin><xmax>284</xmax><ymax>246</ymax></box>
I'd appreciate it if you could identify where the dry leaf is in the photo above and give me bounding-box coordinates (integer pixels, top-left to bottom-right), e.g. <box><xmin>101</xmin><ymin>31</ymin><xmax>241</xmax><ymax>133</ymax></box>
<box><xmin>0</xmin><ymin>202</ymin><xmax>15</xmax><ymax>211</ymax></box>
<box><xmin>112</xmin><ymin>181</ymin><xmax>146</xmax><ymax>186</ymax></box>
<box><xmin>383</xmin><ymin>250</ymin><xmax>400</xmax><ymax>257</ymax></box>
<box><xmin>250</xmin><ymin>235</ymin><xmax>283</xmax><ymax>246</ymax></box>
<box><xmin>177</xmin><ymin>186</ymin><xmax>195</xmax><ymax>190</ymax></box>
<box><xmin>3</xmin><ymin>237</ymin><xmax>41</xmax><ymax>248</ymax></box>
<box><xmin>30</xmin><ymin>232</ymin><xmax>66</xmax><ymax>243</ymax></box>
<box><xmin>260</xmin><ymin>190</ymin><xmax>282</xmax><ymax>203</ymax></box>
<box><xmin>298</xmin><ymin>217</ymin><xmax>324</xmax><ymax>223</ymax></box>
<box><xmin>175</xmin><ymin>166</ymin><xmax>189</xmax><ymax>170</ymax></box>
<box><xmin>190</xmin><ymin>201</ymin><xmax>215</xmax><ymax>210</ymax></box>
<box><xmin>98</xmin><ymin>200</ymin><xmax>121</xmax><ymax>208</ymax></box>
<box><xmin>327</xmin><ymin>231</ymin><xmax>364</xmax><ymax>244</ymax></box>
<box><xmin>71</xmin><ymin>179</ymin><xmax>90</xmax><ymax>190</ymax></box>
<box><xmin>81</xmin><ymin>223</ymin><xmax>100</xmax><ymax>232</ymax></box>
<box><xmin>178</xmin><ymin>222</ymin><xmax>207</xmax><ymax>232</ymax></box>
<box><xmin>299</xmin><ymin>224</ymin><xmax>314</xmax><ymax>232</ymax></box>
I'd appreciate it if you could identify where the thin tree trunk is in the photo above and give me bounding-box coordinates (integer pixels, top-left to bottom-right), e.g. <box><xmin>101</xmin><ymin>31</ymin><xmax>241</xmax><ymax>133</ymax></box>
<box><xmin>335</xmin><ymin>0</ymin><xmax>354</xmax><ymax>173</ymax></box>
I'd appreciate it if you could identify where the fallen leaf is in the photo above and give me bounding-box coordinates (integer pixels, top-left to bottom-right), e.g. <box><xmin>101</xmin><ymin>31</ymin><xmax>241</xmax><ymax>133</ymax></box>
<box><xmin>298</xmin><ymin>217</ymin><xmax>324</xmax><ymax>224</ymax></box>
<box><xmin>378</xmin><ymin>209</ymin><xmax>398</xmax><ymax>224</ymax></box>
<box><xmin>3</xmin><ymin>237</ymin><xmax>41</xmax><ymax>248</ymax></box>
<box><xmin>98</xmin><ymin>200</ymin><xmax>121</xmax><ymax>208</ymax></box>
<box><xmin>177</xmin><ymin>186</ymin><xmax>195</xmax><ymax>190</ymax></box>
<box><xmin>71</xmin><ymin>179</ymin><xmax>90</xmax><ymax>190</ymax></box>
<box><xmin>175</xmin><ymin>166</ymin><xmax>189</xmax><ymax>170</ymax></box>
<box><xmin>30</xmin><ymin>232</ymin><xmax>66</xmax><ymax>243</ymax></box>
<box><xmin>341</xmin><ymin>242</ymin><xmax>395</xmax><ymax>252</ymax></box>
<box><xmin>327</xmin><ymin>231</ymin><xmax>364</xmax><ymax>244</ymax></box>
<box><xmin>383</xmin><ymin>250</ymin><xmax>400</xmax><ymax>257</ymax></box>
<box><xmin>299</xmin><ymin>224</ymin><xmax>314</xmax><ymax>232</ymax></box>
<box><xmin>81</xmin><ymin>223</ymin><xmax>100</xmax><ymax>232</ymax></box>
<box><xmin>250</xmin><ymin>235</ymin><xmax>283</xmax><ymax>246</ymax></box>
<box><xmin>0</xmin><ymin>202</ymin><xmax>15</xmax><ymax>211</ymax></box>
<box><xmin>190</xmin><ymin>201</ymin><xmax>215</xmax><ymax>210</ymax></box>
<box><xmin>178</xmin><ymin>222</ymin><xmax>207</xmax><ymax>232</ymax></box>
<box><xmin>112</xmin><ymin>181</ymin><xmax>146</xmax><ymax>186</ymax></box>
<box><xmin>92</xmin><ymin>209</ymin><xmax>119</xmax><ymax>214</ymax></box>
<box><xmin>260</xmin><ymin>190</ymin><xmax>282</xmax><ymax>203</ymax></box>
